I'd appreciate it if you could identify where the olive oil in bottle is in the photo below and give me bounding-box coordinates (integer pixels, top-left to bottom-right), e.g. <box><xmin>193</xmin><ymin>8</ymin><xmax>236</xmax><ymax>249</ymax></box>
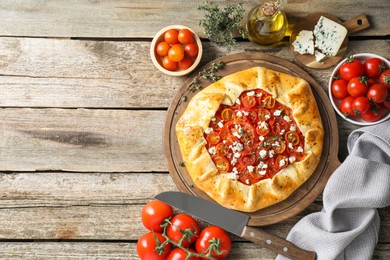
<box><xmin>246</xmin><ymin>0</ymin><xmax>288</xmax><ymax>46</ymax></box>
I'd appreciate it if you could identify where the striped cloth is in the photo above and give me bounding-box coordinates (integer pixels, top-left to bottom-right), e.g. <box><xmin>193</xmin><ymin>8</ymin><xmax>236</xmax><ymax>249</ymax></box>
<box><xmin>276</xmin><ymin>119</ymin><xmax>390</xmax><ymax>260</ymax></box>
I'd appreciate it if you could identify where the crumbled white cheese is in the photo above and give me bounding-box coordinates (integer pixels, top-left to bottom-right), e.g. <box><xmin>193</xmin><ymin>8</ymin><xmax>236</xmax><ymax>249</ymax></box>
<box><xmin>211</xmin><ymin>117</ymin><xmax>217</xmax><ymax>122</ymax></box>
<box><xmin>280</xmin><ymin>129</ymin><xmax>286</xmax><ymax>135</ymax></box>
<box><xmin>232</xmin><ymin>131</ymin><xmax>241</xmax><ymax>139</ymax></box>
<box><xmin>292</xmin><ymin>30</ymin><xmax>315</xmax><ymax>55</ymax></box>
<box><xmin>245</xmin><ymin>179</ymin><xmax>250</xmax><ymax>184</ymax></box>
<box><xmin>247</xmin><ymin>91</ymin><xmax>255</xmax><ymax>96</ymax></box>
<box><xmin>242</xmin><ymin>110</ymin><xmax>249</xmax><ymax>116</ymax></box>
<box><xmin>259</xmin><ymin>136</ymin><xmax>265</xmax><ymax>141</ymax></box>
<box><xmin>217</xmin><ymin>121</ymin><xmax>224</xmax><ymax>128</ymax></box>
<box><xmin>273</xmin><ymin>110</ymin><xmax>282</xmax><ymax>117</ymax></box>
<box><xmin>236</xmin><ymin>98</ymin><xmax>241</xmax><ymax>105</ymax></box>
<box><xmin>234</xmin><ymin>152</ymin><xmax>241</xmax><ymax>158</ymax></box>
<box><xmin>289</xmin><ymin>156</ymin><xmax>296</xmax><ymax>163</ymax></box>
<box><xmin>259</xmin><ymin>149</ymin><xmax>268</xmax><ymax>158</ymax></box>
<box><xmin>247</xmin><ymin>165</ymin><xmax>254</xmax><ymax>173</ymax></box>
<box><xmin>290</xmin><ymin>125</ymin><xmax>296</xmax><ymax>131</ymax></box>
<box><xmin>236</xmin><ymin>111</ymin><xmax>243</xmax><ymax>118</ymax></box>
<box><xmin>279</xmin><ymin>158</ymin><xmax>286</xmax><ymax>167</ymax></box>
<box><xmin>272</xmin><ymin>141</ymin><xmax>280</xmax><ymax>147</ymax></box>
<box><xmin>204</xmin><ymin>127</ymin><xmax>213</xmax><ymax>134</ymax></box>
<box><xmin>283</xmin><ymin>115</ymin><xmax>291</xmax><ymax>122</ymax></box>
<box><xmin>208</xmin><ymin>147</ymin><xmax>216</xmax><ymax>155</ymax></box>
<box><xmin>227</xmin><ymin>167</ymin><xmax>239</xmax><ymax>180</ymax></box>
<box><xmin>288</xmin><ymin>143</ymin><xmax>294</xmax><ymax>149</ymax></box>
<box><xmin>231</xmin><ymin>157</ymin><xmax>237</xmax><ymax>165</ymax></box>
<box><xmin>256</xmin><ymin>93</ymin><xmax>263</xmax><ymax>98</ymax></box>
<box><xmin>269</xmin><ymin>150</ymin><xmax>275</xmax><ymax>158</ymax></box>
<box><xmin>313</xmin><ymin>16</ymin><xmax>347</xmax><ymax>56</ymax></box>
<box><xmin>297</xmin><ymin>146</ymin><xmax>304</xmax><ymax>153</ymax></box>
<box><xmin>259</xmin><ymin>170</ymin><xmax>267</xmax><ymax>176</ymax></box>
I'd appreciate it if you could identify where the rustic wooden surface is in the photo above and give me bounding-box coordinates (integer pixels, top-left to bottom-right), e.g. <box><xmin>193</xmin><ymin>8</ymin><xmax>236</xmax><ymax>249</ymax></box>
<box><xmin>0</xmin><ymin>0</ymin><xmax>389</xmax><ymax>259</ymax></box>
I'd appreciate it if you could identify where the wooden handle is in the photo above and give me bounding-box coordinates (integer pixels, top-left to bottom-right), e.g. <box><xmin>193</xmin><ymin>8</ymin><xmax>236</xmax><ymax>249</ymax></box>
<box><xmin>343</xmin><ymin>13</ymin><xmax>370</xmax><ymax>35</ymax></box>
<box><xmin>242</xmin><ymin>226</ymin><xmax>316</xmax><ymax>260</ymax></box>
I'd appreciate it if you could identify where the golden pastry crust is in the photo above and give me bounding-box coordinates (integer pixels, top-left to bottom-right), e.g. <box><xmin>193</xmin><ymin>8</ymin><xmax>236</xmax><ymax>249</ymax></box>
<box><xmin>176</xmin><ymin>67</ymin><xmax>323</xmax><ymax>212</ymax></box>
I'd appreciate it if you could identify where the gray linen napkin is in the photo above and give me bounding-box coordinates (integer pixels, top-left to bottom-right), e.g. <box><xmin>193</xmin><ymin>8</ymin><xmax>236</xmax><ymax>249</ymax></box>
<box><xmin>276</xmin><ymin>119</ymin><xmax>390</xmax><ymax>260</ymax></box>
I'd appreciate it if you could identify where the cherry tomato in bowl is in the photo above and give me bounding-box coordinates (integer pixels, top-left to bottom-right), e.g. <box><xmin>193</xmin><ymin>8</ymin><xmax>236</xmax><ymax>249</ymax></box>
<box><xmin>328</xmin><ymin>53</ymin><xmax>390</xmax><ymax>125</ymax></box>
<box><xmin>150</xmin><ymin>25</ymin><xmax>203</xmax><ymax>76</ymax></box>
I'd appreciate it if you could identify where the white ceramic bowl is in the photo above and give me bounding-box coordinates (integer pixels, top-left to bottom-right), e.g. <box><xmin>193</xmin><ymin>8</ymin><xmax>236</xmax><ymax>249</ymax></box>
<box><xmin>150</xmin><ymin>25</ymin><xmax>203</xmax><ymax>77</ymax></box>
<box><xmin>328</xmin><ymin>53</ymin><xmax>390</xmax><ymax>126</ymax></box>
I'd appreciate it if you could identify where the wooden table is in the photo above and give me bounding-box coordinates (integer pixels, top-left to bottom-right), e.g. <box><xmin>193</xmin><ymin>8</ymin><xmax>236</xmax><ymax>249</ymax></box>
<box><xmin>0</xmin><ymin>1</ymin><xmax>389</xmax><ymax>259</ymax></box>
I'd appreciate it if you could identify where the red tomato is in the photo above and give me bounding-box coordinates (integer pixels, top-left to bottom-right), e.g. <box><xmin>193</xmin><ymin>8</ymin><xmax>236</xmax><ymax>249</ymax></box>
<box><xmin>257</xmin><ymin>108</ymin><xmax>271</xmax><ymax>121</ymax></box>
<box><xmin>184</xmin><ymin>43</ymin><xmax>199</xmax><ymax>57</ymax></box>
<box><xmin>364</xmin><ymin>57</ymin><xmax>386</xmax><ymax>78</ymax></box>
<box><xmin>361</xmin><ymin>106</ymin><xmax>382</xmax><ymax>122</ymax></box>
<box><xmin>347</xmin><ymin>77</ymin><xmax>368</xmax><ymax>97</ymax></box>
<box><xmin>263</xmin><ymin>96</ymin><xmax>275</xmax><ymax>108</ymax></box>
<box><xmin>352</xmin><ymin>96</ymin><xmax>370</xmax><ymax>114</ymax></box>
<box><xmin>167</xmin><ymin>248</ymin><xmax>200</xmax><ymax>260</ymax></box>
<box><xmin>275</xmin><ymin>155</ymin><xmax>288</xmax><ymax>169</ymax></box>
<box><xmin>213</xmin><ymin>156</ymin><xmax>231</xmax><ymax>173</ymax></box>
<box><xmin>156</xmin><ymin>41</ymin><xmax>170</xmax><ymax>57</ymax></box>
<box><xmin>164</xmin><ymin>29</ymin><xmax>179</xmax><ymax>44</ymax></box>
<box><xmin>221</xmin><ymin>108</ymin><xmax>234</xmax><ymax>121</ymax></box>
<box><xmin>339</xmin><ymin>96</ymin><xmax>356</xmax><ymax>117</ymax></box>
<box><xmin>273</xmin><ymin>140</ymin><xmax>286</xmax><ymax>154</ymax></box>
<box><xmin>141</xmin><ymin>200</ymin><xmax>173</xmax><ymax>232</ymax></box>
<box><xmin>215</xmin><ymin>143</ymin><xmax>229</xmax><ymax>156</ymax></box>
<box><xmin>367</xmin><ymin>84</ymin><xmax>388</xmax><ymax>103</ymax></box>
<box><xmin>178</xmin><ymin>29</ymin><xmax>194</xmax><ymax>44</ymax></box>
<box><xmin>168</xmin><ymin>44</ymin><xmax>185</xmax><ymax>62</ymax></box>
<box><xmin>167</xmin><ymin>213</ymin><xmax>200</xmax><ymax>247</ymax></box>
<box><xmin>137</xmin><ymin>232</ymin><xmax>171</xmax><ymax>260</ymax></box>
<box><xmin>379</xmin><ymin>70</ymin><xmax>390</xmax><ymax>88</ymax></box>
<box><xmin>383</xmin><ymin>99</ymin><xmax>390</xmax><ymax>109</ymax></box>
<box><xmin>195</xmin><ymin>226</ymin><xmax>232</xmax><ymax>260</ymax></box>
<box><xmin>241</xmin><ymin>95</ymin><xmax>256</xmax><ymax>109</ymax></box>
<box><xmin>331</xmin><ymin>79</ymin><xmax>349</xmax><ymax>99</ymax></box>
<box><xmin>285</xmin><ymin>131</ymin><xmax>299</xmax><ymax>146</ymax></box>
<box><xmin>162</xmin><ymin>56</ymin><xmax>177</xmax><ymax>71</ymax></box>
<box><xmin>178</xmin><ymin>57</ymin><xmax>193</xmax><ymax>70</ymax></box>
<box><xmin>206</xmin><ymin>131</ymin><xmax>220</xmax><ymax>145</ymax></box>
<box><xmin>339</xmin><ymin>57</ymin><xmax>364</xmax><ymax>81</ymax></box>
<box><xmin>256</xmin><ymin>121</ymin><xmax>270</xmax><ymax>136</ymax></box>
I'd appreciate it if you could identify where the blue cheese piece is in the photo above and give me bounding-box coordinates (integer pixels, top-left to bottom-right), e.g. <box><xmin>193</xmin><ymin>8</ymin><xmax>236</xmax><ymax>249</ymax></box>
<box><xmin>313</xmin><ymin>16</ymin><xmax>347</xmax><ymax>56</ymax></box>
<box><xmin>315</xmin><ymin>50</ymin><xmax>327</xmax><ymax>62</ymax></box>
<box><xmin>292</xmin><ymin>30</ymin><xmax>314</xmax><ymax>55</ymax></box>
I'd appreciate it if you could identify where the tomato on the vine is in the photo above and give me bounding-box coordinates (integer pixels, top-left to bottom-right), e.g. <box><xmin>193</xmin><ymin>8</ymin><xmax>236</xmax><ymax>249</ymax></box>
<box><xmin>195</xmin><ymin>226</ymin><xmax>232</xmax><ymax>260</ymax></box>
<box><xmin>351</xmin><ymin>96</ymin><xmax>370</xmax><ymax>114</ymax></box>
<box><xmin>331</xmin><ymin>79</ymin><xmax>349</xmax><ymax>99</ymax></box>
<box><xmin>167</xmin><ymin>248</ymin><xmax>200</xmax><ymax>260</ymax></box>
<box><xmin>137</xmin><ymin>232</ymin><xmax>171</xmax><ymax>260</ymax></box>
<box><xmin>347</xmin><ymin>77</ymin><xmax>368</xmax><ymax>97</ymax></box>
<box><xmin>361</xmin><ymin>106</ymin><xmax>382</xmax><ymax>122</ymax></box>
<box><xmin>364</xmin><ymin>57</ymin><xmax>386</xmax><ymax>78</ymax></box>
<box><xmin>339</xmin><ymin>57</ymin><xmax>364</xmax><ymax>81</ymax></box>
<box><xmin>339</xmin><ymin>96</ymin><xmax>356</xmax><ymax>117</ymax></box>
<box><xmin>367</xmin><ymin>83</ymin><xmax>388</xmax><ymax>103</ymax></box>
<box><xmin>167</xmin><ymin>214</ymin><xmax>200</xmax><ymax>247</ymax></box>
<box><xmin>379</xmin><ymin>70</ymin><xmax>390</xmax><ymax>88</ymax></box>
<box><xmin>142</xmin><ymin>200</ymin><xmax>174</xmax><ymax>232</ymax></box>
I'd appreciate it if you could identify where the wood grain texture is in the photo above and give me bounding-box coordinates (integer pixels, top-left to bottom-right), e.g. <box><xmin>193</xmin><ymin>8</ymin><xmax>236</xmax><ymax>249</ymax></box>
<box><xmin>0</xmin><ymin>0</ymin><xmax>387</xmax><ymax>38</ymax></box>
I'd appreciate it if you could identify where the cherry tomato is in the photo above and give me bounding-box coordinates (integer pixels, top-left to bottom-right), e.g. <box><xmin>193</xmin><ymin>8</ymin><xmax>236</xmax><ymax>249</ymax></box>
<box><xmin>275</xmin><ymin>155</ymin><xmax>288</xmax><ymax>169</ymax></box>
<box><xmin>256</xmin><ymin>122</ymin><xmax>270</xmax><ymax>136</ymax></box>
<box><xmin>241</xmin><ymin>95</ymin><xmax>256</xmax><ymax>109</ymax></box>
<box><xmin>347</xmin><ymin>77</ymin><xmax>368</xmax><ymax>97</ymax></box>
<box><xmin>339</xmin><ymin>57</ymin><xmax>364</xmax><ymax>81</ymax></box>
<box><xmin>274</xmin><ymin>140</ymin><xmax>286</xmax><ymax>154</ymax></box>
<box><xmin>184</xmin><ymin>43</ymin><xmax>199</xmax><ymax>57</ymax></box>
<box><xmin>364</xmin><ymin>57</ymin><xmax>386</xmax><ymax>78</ymax></box>
<box><xmin>167</xmin><ymin>213</ymin><xmax>200</xmax><ymax>247</ymax></box>
<box><xmin>361</xmin><ymin>106</ymin><xmax>382</xmax><ymax>122</ymax></box>
<box><xmin>195</xmin><ymin>226</ymin><xmax>232</xmax><ymax>260</ymax></box>
<box><xmin>178</xmin><ymin>57</ymin><xmax>193</xmax><ymax>70</ymax></box>
<box><xmin>156</xmin><ymin>41</ymin><xmax>170</xmax><ymax>57</ymax></box>
<box><xmin>262</xmin><ymin>96</ymin><xmax>275</xmax><ymax>108</ymax></box>
<box><xmin>240</xmin><ymin>152</ymin><xmax>256</xmax><ymax>166</ymax></box>
<box><xmin>213</xmin><ymin>156</ymin><xmax>231</xmax><ymax>173</ymax></box>
<box><xmin>379</xmin><ymin>70</ymin><xmax>390</xmax><ymax>88</ymax></box>
<box><xmin>167</xmin><ymin>248</ymin><xmax>200</xmax><ymax>260</ymax></box>
<box><xmin>137</xmin><ymin>232</ymin><xmax>171</xmax><ymax>260</ymax></box>
<box><xmin>367</xmin><ymin>83</ymin><xmax>388</xmax><ymax>103</ymax></box>
<box><xmin>141</xmin><ymin>200</ymin><xmax>173</xmax><ymax>232</ymax></box>
<box><xmin>221</xmin><ymin>108</ymin><xmax>234</xmax><ymax>121</ymax></box>
<box><xmin>258</xmin><ymin>108</ymin><xmax>271</xmax><ymax>121</ymax></box>
<box><xmin>339</xmin><ymin>96</ymin><xmax>356</xmax><ymax>117</ymax></box>
<box><xmin>215</xmin><ymin>143</ymin><xmax>229</xmax><ymax>156</ymax></box>
<box><xmin>168</xmin><ymin>44</ymin><xmax>185</xmax><ymax>62</ymax></box>
<box><xmin>162</xmin><ymin>56</ymin><xmax>177</xmax><ymax>71</ymax></box>
<box><xmin>331</xmin><ymin>79</ymin><xmax>349</xmax><ymax>99</ymax></box>
<box><xmin>178</xmin><ymin>29</ymin><xmax>194</xmax><ymax>44</ymax></box>
<box><xmin>351</xmin><ymin>96</ymin><xmax>370</xmax><ymax>114</ymax></box>
<box><xmin>164</xmin><ymin>29</ymin><xmax>179</xmax><ymax>44</ymax></box>
<box><xmin>285</xmin><ymin>131</ymin><xmax>299</xmax><ymax>146</ymax></box>
<box><xmin>206</xmin><ymin>131</ymin><xmax>220</xmax><ymax>145</ymax></box>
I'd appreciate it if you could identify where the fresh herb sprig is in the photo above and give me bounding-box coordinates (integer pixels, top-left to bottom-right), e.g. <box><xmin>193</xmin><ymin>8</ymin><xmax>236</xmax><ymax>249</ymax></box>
<box><xmin>197</xmin><ymin>1</ymin><xmax>246</xmax><ymax>52</ymax></box>
<box><xmin>188</xmin><ymin>61</ymin><xmax>225</xmax><ymax>93</ymax></box>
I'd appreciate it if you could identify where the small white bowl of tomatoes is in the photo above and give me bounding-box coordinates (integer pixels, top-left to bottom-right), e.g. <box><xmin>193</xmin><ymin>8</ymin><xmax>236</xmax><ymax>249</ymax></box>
<box><xmin>329</xmin><ymin>53</ymin><xmax>390</xmax><ymax>125</ymax></box>
<box><xmin>150</xmin><ymin>25</ymin><xmax>203</xmax><ymax>76</ymax></box>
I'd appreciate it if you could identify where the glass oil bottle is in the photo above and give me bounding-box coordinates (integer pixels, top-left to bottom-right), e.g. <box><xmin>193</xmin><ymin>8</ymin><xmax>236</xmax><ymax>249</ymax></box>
<box><xmin>245</xmin><ymin>0</ymin><xmax>288</xmax><ymax>46</ymax></box>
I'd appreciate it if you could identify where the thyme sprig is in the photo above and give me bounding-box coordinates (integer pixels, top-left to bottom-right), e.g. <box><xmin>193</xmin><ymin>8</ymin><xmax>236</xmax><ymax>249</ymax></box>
<box><xmin>198</xmin><ymin>1</ymin><xmax>246</xmax><ymax>52</ymax></box>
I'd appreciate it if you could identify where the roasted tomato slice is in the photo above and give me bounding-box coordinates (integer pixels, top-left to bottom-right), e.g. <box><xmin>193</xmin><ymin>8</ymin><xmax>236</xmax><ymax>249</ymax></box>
<box><xmin>241</xmin><ymin>95</ymin><xmax>257</xmax><ymax>109</ymax></box>
<box><xmin>256</xmin><ymin>121</ymin><xmax>270</xmax><ymax>136</ymax></box>
<box><xmin>285</xmin><ymin>131</ymin><xmax>299</xmax><ymax>146</ymax></box>
<box><xmin>258</xmin><ymin>108</ymin><xmax>271</xmax><ymax>121</ymax></box>
<box><xmin>273</xmin><ymin>140</ymin><xmax>286</xmax><ymax>154</ymax></box>
<box><xmin>206</xmin><ymin>131</ymin><xmax>220</xmax><ymax>145</ymax></box>
<box><xmin>215</xmin><ymin>142</ymin><xmax>229</xmax><ymax>156</ymax></box>
<box><xmin>213</xmin><ymin>156</ymin><xmax>230</xmax><ymax>173</ymax></box>
<box><xmin>262</xmin><ymin>96</ymin><xmax>275</xmax><ymax>109</ymax></box>
<box><xmin>275</xmin><ymin>155</ymin><xmax>288</xmax><ymax>170</ymax></box>
<box><xmin>221</xmin><ymin>108</ymin><xmax>234</xmax><ymax>121</ymax></box>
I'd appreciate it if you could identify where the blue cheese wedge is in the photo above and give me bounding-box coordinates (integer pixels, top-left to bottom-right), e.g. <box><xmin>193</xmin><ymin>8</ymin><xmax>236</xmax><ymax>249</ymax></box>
<box><xmin>292</xmin><ymin>30</ymin><xmax>314</xmax><ymax>55</ymax></box>
<box><xmin>313</xmin><ymin>16</ymin><xmax>347</xmax><ymax>56</ymax></box>
<box><xmin>315</xmin><ymin>50</ymin><xmax>327</xmax><ymax>62</ymax></box>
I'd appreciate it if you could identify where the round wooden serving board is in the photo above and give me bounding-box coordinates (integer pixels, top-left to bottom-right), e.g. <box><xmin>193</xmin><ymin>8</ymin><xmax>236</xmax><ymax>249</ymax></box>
<box><xmin>290</xmin><ymin>12</ymin><xmax>370</xmax><ymax>69</ymax></box>
<box><xmin>163</xmin><ymin>53</ymin><xmax>341</xmax><ymax>226</ymax></box>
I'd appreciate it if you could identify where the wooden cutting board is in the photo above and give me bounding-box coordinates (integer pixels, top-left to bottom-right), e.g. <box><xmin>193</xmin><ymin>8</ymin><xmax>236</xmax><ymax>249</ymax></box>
<box><xmin>163</xmin><ymin>53</ymin><xmax>340</xmax><ymax>226</ymax></box>
<box><xmin>290</xmin><ymin>13</ymin><xmax>370</xmax><ymax>69</ymax></box>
